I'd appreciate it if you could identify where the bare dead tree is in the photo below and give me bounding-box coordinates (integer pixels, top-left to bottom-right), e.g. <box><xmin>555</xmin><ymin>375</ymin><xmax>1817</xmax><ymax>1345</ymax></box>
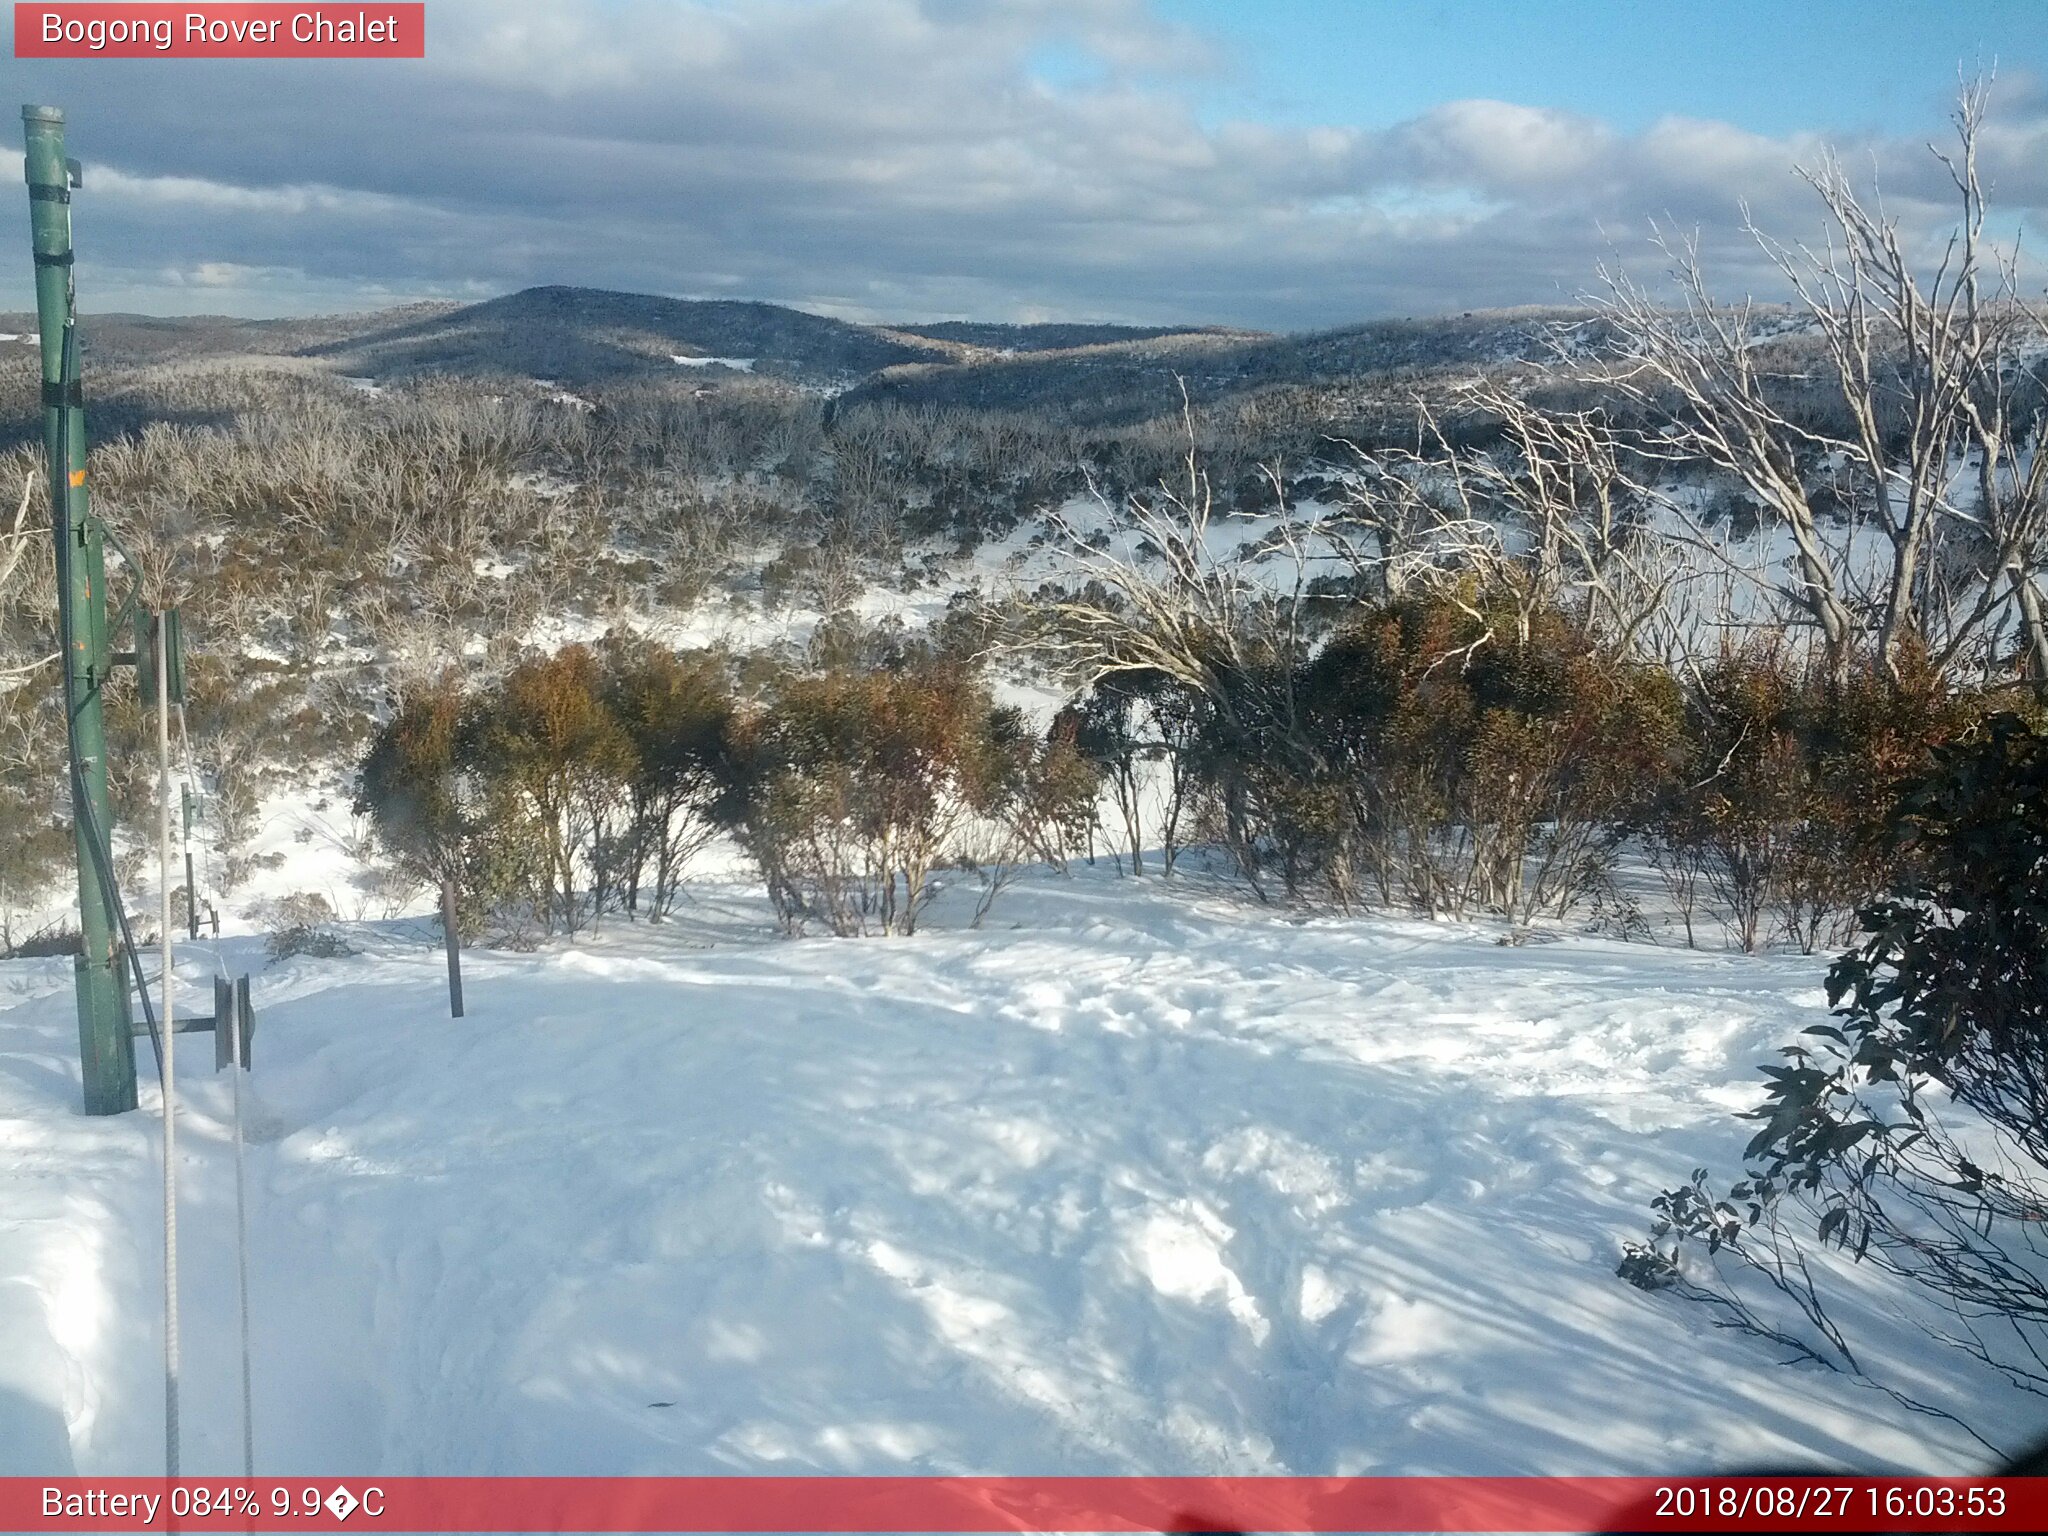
<box><xmin>1011</xmin><ymin>391</ymin><xmax>1335</xmax><ymax>895</ymax></box>
<box><xmin>1336</xmin><ymin>386</ymin><xmax>1692</xmax><ymax>665</ymax></box>
<box><xmin>1326</xmin><ymin>433</ymin><xmax>1457</xmax><ymax>602</ymax></box>
<box><xmin>1020</xmin><ymin>391</ymin><xmax>1321</xmax><ymax>726</ymax></box>
<box><xmin>355</xmin><ymin>580</ymin><xmax>477</xmax><ymax>708</ymax></box>
<box><xmin>1589</xmin><ymin>79</ymin><xmax>2048</xmax><ymax>693</ymax></box>
<box><xmin>1</xmin><ymin>473</ymin><xmax>58</xmax><ymax>685</ymax></box>
<box><xmin>102</xmin><ymin>488</ymin><xmax>204</xmax><ymax>614</ymax></box>
<box><xmin>0</xmin><ymin>474</ymin><xmax>31</xmax><ymax>598</ymax></box>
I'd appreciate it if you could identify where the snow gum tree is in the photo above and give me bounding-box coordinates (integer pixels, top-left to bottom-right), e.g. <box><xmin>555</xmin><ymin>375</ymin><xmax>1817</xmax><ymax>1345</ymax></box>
<box><xmin>468</xmin><ymin>645</ymin><xmax>637</xmax><ymax>935</ymax></box>
<box><xmin>715</xmin><ymin>660</ymin><xmax>1091</xmax><ymax>936</ymax></box>
<box><xmin>353</xmin><ymin>677</ymin><xmax>531</xmax><ymax>939</ymax></box>
<box><xmin>597</xmin><ymin>632</ymin><xmax>733</xmax><ymax>920</ymax></box>
<box><xmin>358</xmin><ymin>637</ymin><xmax>737</xmax><ymax>940</ymax></box>
<box><xmin>1070</xmin><ymin>669</ymin><xmax>1195</xmax><ymax>878</ymax></box>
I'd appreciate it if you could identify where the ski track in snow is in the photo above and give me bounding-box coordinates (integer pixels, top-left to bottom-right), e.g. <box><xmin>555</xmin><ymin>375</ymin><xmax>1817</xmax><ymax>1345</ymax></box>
<box><xmin>1</xmin><ymin>873</ymin><xmax>2034</xmax><ymax>1476</ymax></box>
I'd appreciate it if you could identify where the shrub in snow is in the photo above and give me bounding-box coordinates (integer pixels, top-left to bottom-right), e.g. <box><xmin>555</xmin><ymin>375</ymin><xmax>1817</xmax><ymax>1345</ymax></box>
<box><xmin>959</xmin><ymin>705</ymin><xmax>1101</xmax><ymax>924</ymax></box>
<box><xmin>358</xmin><ymin>640</ymin><xmax>738</xmax><ymax>941</ymax></box>
<box><xmin>469</xmin><ymin>645</ymin><xmax>639</xmax><ymax>936</ymax></box>
<box><xmin>354</xmin><ymin>633</ymin><xmax>1096</xmax><ymax>943</ymax></box>
<box><xmin>256</xmin><ymin>890</ymin><xmax>356</xmax><ymax>961</ymax></box>
<box><xmin>1643</xmin><ymin>645</ymin><xmax>1981</xmax><ymax>954</ymax></box>
<box><xmin>1622</xmin><ymin>713</ymin><xmax>2048</xmax><ymax>1425</ymax></box>
<box><xmin>356</xmin><ymin>677</ymin><xmax>521</xmax><ymax>937</ymax></box>
<box><xmin>597</xmin><ymin>632</ymin><xmax>733</xmax><ymax>921</ymax></box>
<box><xmin>1281</xmin><ymin>587</ymin><xmax>1680</xmax><ymax>918</ymax></box>
<box><xmin>713</xmin><ymin>660</ymin><xmax>1097</xmax><ymax>936</ymax></box>
<box><xmin>0</xmin><ymin>688</ymin><xmax>69</xmax><ymax>947</ymax></box>
<box><xmin>0</xmin><ymin>922</ymin><xmax>80</xmax><ymax>960</ymax></box>
<box><xmin>1071</xmin><ymin>669</ymin><xmax>1200</xmax><ymax>879</ymax></box>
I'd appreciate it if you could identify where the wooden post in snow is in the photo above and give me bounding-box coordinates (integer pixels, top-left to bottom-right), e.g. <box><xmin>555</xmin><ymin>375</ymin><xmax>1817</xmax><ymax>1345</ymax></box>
<box><xmin>441</xmin><ymin>878</ymin><xmax>464</xmax><ymax>1018</ymax></box>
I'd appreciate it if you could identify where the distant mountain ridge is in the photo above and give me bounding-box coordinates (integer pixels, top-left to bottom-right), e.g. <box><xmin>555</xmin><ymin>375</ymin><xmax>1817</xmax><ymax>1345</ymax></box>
<box><xmin>298</xmin><ymin>286</ymin><xmax>957</xmax><ymax>384</ymax></box>
<box><xmin>839</xmin><ymin>307</ymin><xmax>1600</xmax><ymax>424</ymax></box>
<box><xmin>0</xmin><ymin>286</ymin><xmax>1616</xmax><ymax>425</ymax></box>
<box><xmin>889</xmin><ymin>319</ymin><xmax>1255</xmax><ymax>353</ymax></box>
<box><xmin>0</xmin><ymin>285</ymin><xmax>1246</xmax><ymax>388</ymax></box>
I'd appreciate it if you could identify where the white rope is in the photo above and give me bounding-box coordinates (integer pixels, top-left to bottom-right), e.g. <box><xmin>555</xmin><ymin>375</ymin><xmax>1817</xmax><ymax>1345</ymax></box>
<box><xmin>155</xmin><ymin>614</ymin><xmax>180</xmax><ymax>1477</ymax></box>
<box><xmin>174</xmin><ymin>703</ymin><xmax>225</xmax><ymax>978</ymax></box>
<box><xmin>229</xmin><ymin>977</ymin><xmax>254</xmax><ymax>1477</ymax></box>
<box><xmin>172</xmin><ymin>699</ymin><xmax>255</xmax><ymax>1475</ymax></box>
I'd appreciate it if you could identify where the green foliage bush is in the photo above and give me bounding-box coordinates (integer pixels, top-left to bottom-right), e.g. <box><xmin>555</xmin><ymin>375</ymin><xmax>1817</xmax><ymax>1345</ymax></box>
<box><xmin>598</xmin><ymin>633</ymin><xmax>733</xmax><ymax>920</ymax></box>
<box><xmin>1643</xmin><ymin>645</ymin><xmax>1983</xmax><ymax>952</ymax></box>
<box><xmin>1051</xmin><ymin>580</ymin><xmax>1985</xmax><ymax>941</ymax></box>
<box><xmin>1183</xmin><ymin>585</ymin><xmax>1680</xmax><ymax>918</ymax></box>
<box><xmin>353</xmin><ymin>676</ymin><xmax>534</xmax><ymax>935</ymax></box>
<box><xmin>355</xmin><ymin>630</ymin><xmax>1087</xmax><ymax>941</ymax></box>
<box><xmin>1621</xmin><ymin>713</ymin><xmax>2048</xmax><ymax>1409</ymax></box>
<box><xmin>715</xmin><ymin>660</ymin><xmax>1092</xmax><ymax>935</ymax></box>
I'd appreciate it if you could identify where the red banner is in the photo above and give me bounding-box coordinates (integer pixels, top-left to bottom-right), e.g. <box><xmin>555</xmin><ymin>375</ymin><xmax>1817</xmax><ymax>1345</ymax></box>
<box><xmin>13</xmin><ymin>5</ymin><xmax>424</xmax><ymax>58</ymax></box>
<box><xmin>0</xmin><ymin>1477</ymin><xmax>2039</xmax><ymax>1533</ymax></box>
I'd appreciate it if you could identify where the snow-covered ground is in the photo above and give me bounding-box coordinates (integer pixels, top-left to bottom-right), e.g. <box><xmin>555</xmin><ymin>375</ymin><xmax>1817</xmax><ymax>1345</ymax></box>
<box><xmin>2</xmin><ymin>867</ymin><xmax>2034</xmax><ymax>1478</ymax></box>
<box><xmin>5</xmin><ymin>460</ymin><xmax>2040</xmax><ymax>1481</ymax></box>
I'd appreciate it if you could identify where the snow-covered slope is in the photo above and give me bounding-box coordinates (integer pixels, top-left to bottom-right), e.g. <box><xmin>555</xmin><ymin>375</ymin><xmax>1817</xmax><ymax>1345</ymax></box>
<box><xmin>0</xmin><ymin>871</ymin><xmax>2028</xmax><ymax>1477</ymax></box>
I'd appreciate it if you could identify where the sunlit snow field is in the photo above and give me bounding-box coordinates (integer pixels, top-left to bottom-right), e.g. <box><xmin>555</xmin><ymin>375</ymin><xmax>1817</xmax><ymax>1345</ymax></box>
<box><xmin>2</xmin><ymin>862</ymin><xmax>2035</xmax><ymax>1477</ymax></box>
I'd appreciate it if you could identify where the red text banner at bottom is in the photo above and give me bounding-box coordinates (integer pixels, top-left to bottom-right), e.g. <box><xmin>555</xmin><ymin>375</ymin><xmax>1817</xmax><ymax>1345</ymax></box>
<box><xmin>3</xmin><ymin>1476</ymin><xmax>2040</xmax><ymax>1533</ymax></box>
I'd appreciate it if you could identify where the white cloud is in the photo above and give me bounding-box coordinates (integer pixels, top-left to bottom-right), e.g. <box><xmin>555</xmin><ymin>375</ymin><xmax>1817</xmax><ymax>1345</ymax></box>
<box><xmin>173</xmin><ymin>260</ymin><xmax>282</xmax><ymax>288</ymax></box>
<box><xmin>92</xmin><ymin>167</ymin><xmax>408</xmax><ymax>217</ymax></box>
<box><xmin>1390</xmin><ymin>100</ymin><xmax>1613</xmax><ymax>191</ymax></box>
<box><xmin>5</xmin><ymin>0</ymin><xmax>2042</xmax><ymax>327</ymax></box>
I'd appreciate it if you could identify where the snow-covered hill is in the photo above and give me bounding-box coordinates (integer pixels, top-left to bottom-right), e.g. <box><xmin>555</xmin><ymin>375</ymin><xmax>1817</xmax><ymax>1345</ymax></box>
<box><xmin>0</xmin><ymin>869</ymin><xmax>2028</xmax><ymax>1477</ymax></box>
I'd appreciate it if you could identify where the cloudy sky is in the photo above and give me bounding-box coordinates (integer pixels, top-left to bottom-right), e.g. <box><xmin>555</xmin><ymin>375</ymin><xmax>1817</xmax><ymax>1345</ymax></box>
<box><xmin>4</xmin><ymin>0</ymin><xmax>2047</xmax><ymax>331</ymax></box>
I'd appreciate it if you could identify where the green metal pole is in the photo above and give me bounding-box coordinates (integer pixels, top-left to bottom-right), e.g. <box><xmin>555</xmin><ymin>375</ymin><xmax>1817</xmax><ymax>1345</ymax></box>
<box><xmin>23</xmin><ymin>104</ymin><xmax>136</xmax><ymax>1115</ymax></box>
